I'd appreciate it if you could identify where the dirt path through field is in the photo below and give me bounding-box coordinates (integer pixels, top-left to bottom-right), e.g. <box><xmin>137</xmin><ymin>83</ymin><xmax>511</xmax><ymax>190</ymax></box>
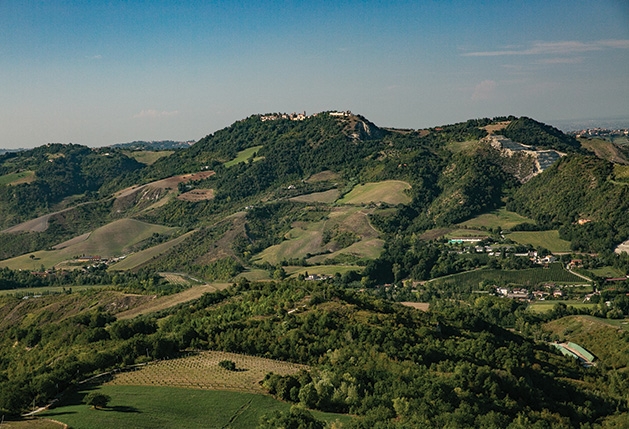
<box><xmin>115</xmin><ymin>283</ymin><xmax>230</xmax><ymax>320</ymax></box>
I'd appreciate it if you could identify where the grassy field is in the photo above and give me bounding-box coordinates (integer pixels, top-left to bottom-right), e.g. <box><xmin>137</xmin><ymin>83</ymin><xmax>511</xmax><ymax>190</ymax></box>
<box><xmin>124</xmin><ymin>150</ymin><xmax>174</xmax><ymax>165</ymax></box>
<box><xmin>445</xmin><ymin>139</ymin><xmax>480</xmax><ymax>154</ymax></box>
<box><xmin>614</xmin><ymin>164</ymin><xmax>629</xmax><ymax>182</ymax></box>
<box><xmin>528</xmin><ymin>301</ymin><xmax>597</xmax><ymax>314</ymax></box>
<box><xmin>428</xmin><ymin>264</ymin><xmax>586</xmax><ymax>289</ymax></box>
<box><xmin>109</xmin><ymin>230</ymin><xmax>194</xmax><ymax>271</ymax></box>
<box><xmin>290</xmin><ymin>189</ymin><xmax>340</xmax><ymax>203</ymax></box>
<box><xmin>0</xmin><ymin>219</ymin><xmax>175</xmax><ymax>271</ymax></box>
<box><xmin>543</xmin><ymin>315</ymin><xmax>629</xmax><ymax>369</ymax></box>
<box><xmin>588</xmin><ymin>266</ymin><xmax>626</xmax><ymax>278</ymax></box>
<box><xmin>254</xmin><ymin>206</ymin><xmax>382</xmax><ymax>265</ymax></box>
<box><xmin>458</xmin><ymin>208</ymin><xmax>533</xmax><ymax>230</ymax></box>
<box><xmin>224</xmin><ymin>145</ymin><xmax>264</xmax><ymax>168</ymax></box>
<box><xmin>337</xmin><ymin>180</ymin><xmax>411</xmax><ymax>205</ymax></box>
<box><xmin>506</xmin><ymin>230</ymin><xmax>572</xmax><ymax>253</ymax></box>
<box><xmin>39</xmin><ymin>385</ymin><xmax>351</xmax><ymax>429</ymax></box>
<box><xmin>0</xmin><ymin>170</ymin><xmax>35</xmax><ymax>186</ymax></box>
<box><xmin>579</xmin><ymin>138</ymin><xmax>628</xmax><ymax>165</ymax></box>
<box><xmin>234</xmin><ymin>269</ymin><xmax>272</xmax><ymax>282</ymax></box>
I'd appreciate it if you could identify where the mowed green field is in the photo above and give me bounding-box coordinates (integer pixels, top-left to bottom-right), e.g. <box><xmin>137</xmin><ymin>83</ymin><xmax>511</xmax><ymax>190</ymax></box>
<box><xmin>458</xmin><ymin>208</ymin><xmax>533</xmax><ymax>230</ymax></box>
<box><xmin>528</xmin><ymin>301</ymin><xmax>597</xmax><ymax>314</ymax></box>
<box><xmin>0</xmin><ymin>219</ymin><xmax>174</xmax><ymax>270</ymax></box>
<box><xmin>337</xmin><ymin>180</ymin><xmax>411</xmax><ymax>205</ymax></box>
<box><xmin>39</xmin><ymin>385</ymin><xmax>351</xmax><ymax>429</ymax></box>
<box><xmin>506</xmin><ymin>230</ymin><xmax>572</xmax><ymax>253</ymax></box>
<box><xmin>0</xmin><ymin>170</ymin><xmax>35</xmax><ymax>186</ymax></box>
<box><xmin>124</xmin><ymin>150</ymin><xmax>174</xmax><ymax>165</ymax></box>
<box><xmin>224</xmin><ymin>145</ymin><xmax>264</xmax><ymax>168</ymax></box>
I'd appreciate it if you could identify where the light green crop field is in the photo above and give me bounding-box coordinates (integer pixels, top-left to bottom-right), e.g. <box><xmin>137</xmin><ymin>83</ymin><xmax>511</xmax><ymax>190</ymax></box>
<box><xmin>458</xmin><ymin>208</ymin><xmax>533</xmax><ymax>230</ymax></box>
<box><xmin>224</xmin><ymin>145</ymin><xmax>264</xmax><ymax>168</ymax></box>
<box><xmin>0</xmin><ymin>170</ymin><xmax>35</xmax><ymax>186</ymax></box>
<box><xmin>528</xmin><ymin>301</ymin><xmax>597</xmax><ymax>314</ymax></box>
<box><xmin>337</xmin><ymin>180</ymin><xmax>411</xmax><ymax>205</ymax></box>
<box><xmin>506</xmin><ymin>230</ymin><xmax>572</xmax><ymax>253</ymax></box>
<box><xmin>124</xmin><ymin>150</ymin><xmax>174</xmax><ymax>165</ymax></box>
<box><xmin>234</xmin><ymin>269</ymin><xmax>272</xmax><ymax>281</ymax></box>
<box><xmin>39</xmin><ymin>385</ymin><xmax>351</xmax><ymax>429</ymax></box>
<box><xmin>589</xmin><ymin>266</ymin><xmax>626</xmax><ymax>278</ymax></box>
<box><xmin>0</xmin><ymin>219</ymin><xmax>174</xmax><ymax>270</ymax></box>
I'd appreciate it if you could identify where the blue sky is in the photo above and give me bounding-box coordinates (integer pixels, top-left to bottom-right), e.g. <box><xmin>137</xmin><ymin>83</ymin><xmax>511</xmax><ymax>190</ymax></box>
<box><xmin>1</xmin><ymin>1</ymin><xmax>628</xmax><ymax>148</ymax></box>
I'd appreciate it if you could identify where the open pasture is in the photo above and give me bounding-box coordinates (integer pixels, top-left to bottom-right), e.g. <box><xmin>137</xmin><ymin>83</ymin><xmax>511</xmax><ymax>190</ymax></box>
<box><xmin>254</xmin><ymin>206</ymin><xmax>381</xmax><ymax>265</ymax></box>
<box><xmin>290</xmin><ymin>189</ymin><xmax>340</xmax><ymax>203</ymax></box>
<box><xmin>506</xmin><ymin>230</ymin><xmax>572</xmax><ymax>253</ymax></box>
<box><xmin>0</xmin><ymin>219</ymin><xmax>174</xmax><ymax>270</ymax></box>
<box><xmin>39</xmin><ymin>385</ymin><xmax>350</xmax><ymax>429</ymax></box>
<box><xmin>458</xmin><ymin>208</ymin><xmax>533</xmax><ymax>230</ymax></box>
<box><xmin>337</xmin><ymin>180</ymin><xmax>411</xmax><ymax>205</ymax></box>
<box><xmin>124</xmin><ymin>150</ymin><xmax>174</xmax><ymax>165</ymax></box>
<box><xmin>528</xmin><ymin>301</ymin><xmax>597</xmax><ymax>314</ymax></box>
<box><xmin>0</xmin><ymin>170</ymin><xmax>35</xmax><ymax>186</ymax></box>
<box><xmin>224</xmin><ymin>145</ymin><xmax>264</xmax><ymax>168</ymax></box>
<box><xmin>108</xmin><ymin>230</ymin><xmax>194</xmax><ymax>271</ymax></box>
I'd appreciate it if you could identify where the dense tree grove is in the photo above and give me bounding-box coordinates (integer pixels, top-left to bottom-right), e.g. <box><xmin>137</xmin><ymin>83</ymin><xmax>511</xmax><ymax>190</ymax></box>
<box><xmin>2</xmin><ymin>280</ymin><xmax>626</xmax><ymax>426</ymax></box>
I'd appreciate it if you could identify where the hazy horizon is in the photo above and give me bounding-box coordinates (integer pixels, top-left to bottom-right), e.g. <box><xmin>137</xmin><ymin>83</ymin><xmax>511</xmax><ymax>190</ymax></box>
<box><xmin>1</xmin><ymin>1</ymin><xmax>628</xmax><ymax>149</ymax></box>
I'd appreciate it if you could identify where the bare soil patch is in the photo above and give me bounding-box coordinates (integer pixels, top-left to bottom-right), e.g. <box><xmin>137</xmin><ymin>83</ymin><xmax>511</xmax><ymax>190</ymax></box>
<box><xmin>306</xmin><ymin>170</ymin><xmax>340</xmax><ymax>183</ymax></box>
<box><xmin>400</xmin><ymin>302</ymin><xmax>430</xmax><ymax>311</ymax></box>
<box><xmin>177</xmin><ymin>189</ymin><xmax>215</xmax><ymax>202</ymax></box>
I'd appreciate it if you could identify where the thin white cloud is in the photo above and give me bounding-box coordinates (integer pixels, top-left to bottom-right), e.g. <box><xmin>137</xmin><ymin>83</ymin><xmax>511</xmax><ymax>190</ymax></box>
<box><xmin>462</xmin><ymin>39</ymin><xmax>629</xmax><ymax>57</ymax></box>
<box><xmin>536</xmin><ymin>57</ymin><xmax>584</xmax><ymax>65</ymax></box>
<box><xmin>471</xmin><ymin>80</ymin><xmax>496</xmax><ymax>101</ymax></box>
<box><xmin>86</xmin><ymin>54</ymin><xmax>102</xmax><ymax>60</ymax></box>
<box><xmin>133</xmin><ymin>110</ymin><xmax>179</xmax><ymax>119</ymax></box>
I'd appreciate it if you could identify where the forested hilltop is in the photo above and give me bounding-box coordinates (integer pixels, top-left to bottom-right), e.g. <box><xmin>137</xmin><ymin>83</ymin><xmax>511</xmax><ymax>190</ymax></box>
<box><xmin>1</xmin><ymin>111</ymin><xmax>629</xmax><ymax>427</ymax></box>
